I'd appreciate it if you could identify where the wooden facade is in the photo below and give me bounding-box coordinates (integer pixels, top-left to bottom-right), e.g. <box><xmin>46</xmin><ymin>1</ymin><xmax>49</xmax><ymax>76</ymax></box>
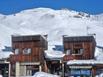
<box><xmin>63</xmin><ymin>36</ymin><xmax>103</xmax><ymax>77</ymax></box>
<box><xmin>63</xmin><ymin>36</ymin><xmax>96</xmax><ymax>61</ymax></box>
<box><xmin>10</xmin><ymin>35</ymin><xmax>47</xmax><ymax>77</ymax></box>
<box><xmin>6</xmin><ymin>35</ymin><xmax>103</xmax><ymax>77</ymax></box>
<box><xmin>63</xmin><ymin>36</ymin><xmax>99</xmax><ymax>77</ymax></box>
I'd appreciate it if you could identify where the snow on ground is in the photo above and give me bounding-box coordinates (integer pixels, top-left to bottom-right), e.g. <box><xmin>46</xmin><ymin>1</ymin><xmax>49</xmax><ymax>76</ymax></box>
<box><xmin>32</xmin><ymin>72</ymin><xmax>60</xmax><ymax>77</ymax></box>
<box><xmin>95</xmin><ymin>73</ymin><xmax>103</xmax><ymax>77</ymax></box>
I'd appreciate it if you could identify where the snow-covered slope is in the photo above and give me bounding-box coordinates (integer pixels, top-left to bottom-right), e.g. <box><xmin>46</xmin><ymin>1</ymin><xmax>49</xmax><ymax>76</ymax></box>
<box><xmin>0</xmin><ymin>8</ymin><xmax>103</xmax><ymax>48</ymax></box>
<box><xmin>95</xmin><ymin>47</ymin><xmax>103</xmax><ymax>61</ymax></box>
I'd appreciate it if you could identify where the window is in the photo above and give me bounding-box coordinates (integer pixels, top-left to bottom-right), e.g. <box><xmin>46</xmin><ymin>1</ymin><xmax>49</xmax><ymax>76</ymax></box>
<box><xmin>23</xmin><ymin>48</ymin><xmax>31</xmax><ymax>54</ymax></box>
<box><xmin>15</xmin><ymin>49</ymin><xmax>19</xmax><ymax>54</ymax></box>
<box><xmin>80</xmin><ymin>49</ymin><xmax>84</xmax><ymax>54</ymax></box>
<box><xmin>73</xmin><ymin>48</ymin><xmax>84</xmax><ymax>55</ymax></box>
<box><xmin>66</xmin><ymin>49</ymin><xmax>71</xmax><ymax>55</ymax></box>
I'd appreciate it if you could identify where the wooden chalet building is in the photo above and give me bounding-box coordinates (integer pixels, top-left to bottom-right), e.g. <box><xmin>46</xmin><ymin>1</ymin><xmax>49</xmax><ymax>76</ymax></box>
<box><xmin>10</xmin><ymin>35</ymin><xmax>47</xmax><ymax>77</ymax></box>
<box><xmin>63</xmin><ymin>36</ymin><xmax>96</xmax><ymax>61</ymax></box>
<box><xmin>63</xmin><ymin>36</ymin><xmax>103</xmax><ymax>77</ymax></box>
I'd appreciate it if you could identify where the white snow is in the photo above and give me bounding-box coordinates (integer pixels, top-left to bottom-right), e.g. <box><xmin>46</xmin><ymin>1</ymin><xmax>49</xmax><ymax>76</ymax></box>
<box><xmin>33</xmin><ymin>72</ymin><xmax>60</xmax><ymax>77</ymax></box>
<box><xmin>95</xmin><ymin>47</ymin><xmax>103</xmax><ymax>61</ymax></box>
<box><xmin>67</xmin><ymin>60</ymin><xmax>103</xmax><ymax>65</ymax></box>
<box><xmin>0</xmin><ymin>50</ymin><xmax>13</xmax><ymax>59</ymax></box>
<box><xmin>45</xmin><ymin>50</ymin><xmax>65</xmax><ymax>59</ymax></box>
<box><xmin>0</xmin><ymin>8</ymin><xmax>103</xmax><ymax>47</ymax></box>
<box><xmin>95</xmin><ymin>73</ymin><xmax>103</xmax><ymax>77</ymax></box>
<box><xmin>0</xmin><ymin>8</ymin><xmax>103</xmax><ymax>60</ymax></box>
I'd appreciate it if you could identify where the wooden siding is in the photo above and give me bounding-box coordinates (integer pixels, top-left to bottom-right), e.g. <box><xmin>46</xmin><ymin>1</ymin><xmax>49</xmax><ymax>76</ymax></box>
<box><xmin>63</xmin><ymin>36</ymin><xmax>96</xmax><ymax>61</ymax></box>
<box><xmin>10</xmin><ymin>55</ymin><xmax>43</xmax><ymax>63</ymax></box>
<box><xmin>10</xmin><ymin>35</ymin><xmax>47</xmax><ymax>63</ymax></box>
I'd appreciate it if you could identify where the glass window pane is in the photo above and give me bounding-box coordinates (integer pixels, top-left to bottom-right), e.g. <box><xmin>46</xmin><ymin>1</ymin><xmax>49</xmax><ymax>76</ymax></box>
<box><xmin>15</xmin><ymin>49</ymin><xmax>19</xmax><ymax>54</ymax></box>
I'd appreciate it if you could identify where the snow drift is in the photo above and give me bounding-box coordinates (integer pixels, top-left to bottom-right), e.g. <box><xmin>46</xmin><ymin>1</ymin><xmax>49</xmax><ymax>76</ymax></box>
<box><xmin>33</xmin><ymin>72</ymin><xmax>60</xmax><ymax>77</ymax></box>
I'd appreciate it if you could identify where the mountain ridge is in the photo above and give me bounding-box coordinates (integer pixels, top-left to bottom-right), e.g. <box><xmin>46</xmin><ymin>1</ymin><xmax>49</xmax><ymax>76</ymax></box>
<box><xmin>0</xmin><ymin>8</ymin><xmax>103</xmax><ymax>48</ymax></box>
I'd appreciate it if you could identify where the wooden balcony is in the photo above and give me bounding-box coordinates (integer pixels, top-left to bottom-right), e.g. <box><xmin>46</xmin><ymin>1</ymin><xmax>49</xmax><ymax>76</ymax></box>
<box><xmin>10</xmin><ymin>54</ymin><xmax>43</xmax><ymax>63</ymax></box>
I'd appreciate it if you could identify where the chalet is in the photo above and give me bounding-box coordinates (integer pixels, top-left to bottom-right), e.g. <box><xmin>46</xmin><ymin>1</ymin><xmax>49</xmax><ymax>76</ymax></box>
<box><xmin>10</xmin><ymin>35</ymin><xmax>47</xmax><ymax>77</ymax></box>
<box><xmin>63</xmin><ymin>36</ymin><xmax>103</xmax><ymax>77</ymax></box>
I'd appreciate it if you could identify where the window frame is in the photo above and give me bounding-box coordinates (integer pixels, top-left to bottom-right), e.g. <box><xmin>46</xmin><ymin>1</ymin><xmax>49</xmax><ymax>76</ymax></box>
<box><xmin>66</xmin><ymin>49</ymin><xmax>71</xmax><ymax>55</ymax></box>
<box><xmin>23</xmin><ymin>48</ymin><xmax>31</xmax><ymax>55</ymax></box>
<box><xmin>72</xmin><ymin>48</ymin><xmax>84</xmax><ymax>55</ymax></box>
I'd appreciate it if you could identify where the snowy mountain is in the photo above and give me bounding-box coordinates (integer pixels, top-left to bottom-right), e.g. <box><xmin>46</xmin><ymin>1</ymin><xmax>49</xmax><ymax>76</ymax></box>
<box><xmin>95</xmin><ymin>47</ymin><xmax>103</xmax><ymax>61</ymax></box>
<box><xmin>0</xmin><ymin>8</ymin><xmax>103</xmax><ymax>49</ymax></box>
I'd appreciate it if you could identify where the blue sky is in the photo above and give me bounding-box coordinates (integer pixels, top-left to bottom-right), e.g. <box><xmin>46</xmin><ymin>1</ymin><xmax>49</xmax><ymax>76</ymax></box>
<box><xmin>0</xmin><ymin>0</ymin><xmax>103</xmax><ymax>15</ymax></box>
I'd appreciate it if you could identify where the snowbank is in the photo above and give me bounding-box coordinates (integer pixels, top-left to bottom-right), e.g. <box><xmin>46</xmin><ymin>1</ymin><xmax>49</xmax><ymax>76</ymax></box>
<box><xmin>95</xmin><ymin>73</ymin><xmax>103</xmax><ymax>77</ymax></box>
<box><xmin>33</xmin><ymin>72</ymin><xmax>60</xmax><ymax>77</ymax></box>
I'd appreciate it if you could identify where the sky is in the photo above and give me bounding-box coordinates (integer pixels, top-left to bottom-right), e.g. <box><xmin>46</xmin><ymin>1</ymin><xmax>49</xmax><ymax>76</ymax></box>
<box><xmin>0</xmin><ymin>0</ymin><xmax>103</xmax><ymax>15</ymax></box>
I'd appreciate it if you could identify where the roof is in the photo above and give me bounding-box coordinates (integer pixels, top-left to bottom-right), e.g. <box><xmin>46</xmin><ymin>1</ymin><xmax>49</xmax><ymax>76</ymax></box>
<box><xmin>0</xmin><ymin>51</ymin><xmax>13</xmax><ymax>59</ymax></box>
<box><xmin>12</xmin><ymin>35</ymin><xmax>47</xmax><ymax>42</ymax></box>
<box><xmin>2</xmin><ymin>46</ymin><xmax>12</xmax><ymax>52</ymax></box>
<box><xmin>53</xmin><ymin>45</ymin><xmax>64</xmax><ymax>52</ymax></box>
<box><xmin>63</xmin><ymin>36</ymin><xmax>96</xmax><ymax>42</ymax></box>
<box><xmin>67</xmin><ymin>60</ymin><xmax>103</xmax><ymax>65</ymax></box>
<box><xmin>44</xmin><ymin>50</ymin><xmax>65</xmax><ymax>60</ymax></box>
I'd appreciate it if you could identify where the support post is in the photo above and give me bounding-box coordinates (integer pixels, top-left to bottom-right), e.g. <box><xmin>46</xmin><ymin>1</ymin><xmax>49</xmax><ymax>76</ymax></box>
<box><xmin>39</xmin><ymin>65</ymin><xmax>42</xmax><ymax>72</ymax></box>
<box><xmin>9</xmin><ymin>63</ymin><xmax>11</xmax><ymax>77</ymax></box>
<box><xmin>15</xmin><ymin>62</ymin><xmax>20</xmax><ymax>77</ymax></box>
<box><xmin>92</xmin><ymin>67</ymin><xmax>96</xmax><ymax>77</ymax></box>
<box><xmin>62</xmin><ymin>63</ymin><xmax>64</xmax><ymax>77</ymax></box>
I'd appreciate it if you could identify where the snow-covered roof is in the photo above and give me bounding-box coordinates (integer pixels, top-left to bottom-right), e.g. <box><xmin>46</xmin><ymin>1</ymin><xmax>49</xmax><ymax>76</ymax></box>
<box><xmin>45</xmin><ymin>50</ymin><xmax>65</xmax><ymax>60</ymax></box>
<box><xmin>33</xmin><ymin>72</ymin><xmax>60</xmax><ymax>77</ymax></box>
<box><xmin>67</xmin><ymin>60</ymin><xmax>103</xmax><ymax>65</ymax></box>
<box><xmin>0</xmin><ymin>50</ymin><xmax>13</xmax><ymax>59</ymax></box>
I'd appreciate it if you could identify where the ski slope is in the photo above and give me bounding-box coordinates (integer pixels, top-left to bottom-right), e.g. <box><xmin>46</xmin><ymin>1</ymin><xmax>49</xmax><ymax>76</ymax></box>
<box><xmin>0</xmin><ymin>8</ymin><xmax>103</xmax><ymax>47</ymax></box>
<box><xmin>0</xmin><ymin>8</ymin><xmax>103</xmax><ymax>58</ymax></box>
